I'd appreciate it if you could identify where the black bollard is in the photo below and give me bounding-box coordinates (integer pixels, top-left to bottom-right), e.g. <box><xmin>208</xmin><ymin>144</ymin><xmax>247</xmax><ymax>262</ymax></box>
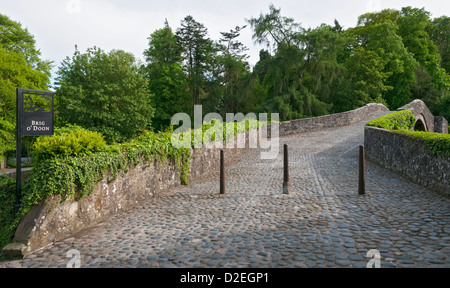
<box><xmin>283</xmin><ymin>144</ymin><xmax>289</xmax><ymax>194</ymax></box>
<box><xmin>358</xmin><ymin>145</ymin><xmax>365</xmax><ymax>195</ymax></box>
<box><xmin>220</xmin><ymin>149</ymin><xmax>225</xmax><ymax>195</ymax></box>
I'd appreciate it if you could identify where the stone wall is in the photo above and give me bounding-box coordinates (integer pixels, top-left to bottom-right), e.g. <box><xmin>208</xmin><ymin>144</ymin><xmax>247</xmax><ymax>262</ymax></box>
<box><xmin>398</xmin><ymin>99</ymin><xmax>435</xmax><ymax>132</ymax></box>
<box><xmin>2</xmin><ymin>103</ymin><xmax>390</xmax><ymax>258</ymax></box>
<box><xmin>277</xmin><ymin>103</ymin><xmax>389</xmax><ymax>137</ymax></box>
<box><xmin>434</xmin><ymin>116</ymin><xmax>449</xmax><ymax>134</ymax></box>
<box><xmin>2</xmin><ymin>131</ymin><xmax>255</xmax><ymax>258</ymax></box>
<box><xmin>364</xmin><ymin>126</ymin><xmax>450</xmax><ymax>197</ymax></box>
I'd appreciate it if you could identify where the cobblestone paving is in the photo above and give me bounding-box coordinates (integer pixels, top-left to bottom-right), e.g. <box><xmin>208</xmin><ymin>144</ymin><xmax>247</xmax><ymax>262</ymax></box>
<box><xmin>1</xmin><ymin>113</ymin><xmax>449</xmax><ymax>268</ymax></box>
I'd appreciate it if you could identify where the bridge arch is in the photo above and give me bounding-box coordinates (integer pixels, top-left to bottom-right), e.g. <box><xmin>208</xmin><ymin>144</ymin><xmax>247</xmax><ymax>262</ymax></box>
<box><xmin>413</xmin><ymin>117</ymin><xmax>427</xmax><ymax>132</ymax></box>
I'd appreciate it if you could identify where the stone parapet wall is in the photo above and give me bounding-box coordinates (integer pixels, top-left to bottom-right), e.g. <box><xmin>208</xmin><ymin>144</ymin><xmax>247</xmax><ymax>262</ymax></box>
<box><xmin>3</xmin><ymin>131</ymin><xmax>254</xmax><ymax>258</ymax></box>
<box><xmin>2</xmin><ymin>103</ymin><xmax>390</xmax><ymax>258</ymax></box>
<box><xmin>398</xmin><ymin>99</ymin><xmax>436</xmax><ymax>132</ymax></box>
<box><xmin>277</xmin><ymin>103</ymin><xmax>389</xmax><ymax>136</ymax></box>
<box><xmin>364</xmin><ymin>126</ymin><xmax>450</xmax><ymax>197</ymax></box>
<box><xmin>434</xmin><ymin>116</ymin><xmax>449</xmax><ymax>134</ymax></box>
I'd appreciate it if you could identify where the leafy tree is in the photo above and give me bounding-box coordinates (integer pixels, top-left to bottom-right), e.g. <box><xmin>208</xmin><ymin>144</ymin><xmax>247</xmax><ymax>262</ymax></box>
<box><xmin>144</xmin><ymin>20</ymin><xmax>191</xmax><ymax>130</ymax></box>
<box><xmin>0</xmin><ymin>45</ymin><xmax>49</xmax><ymax>158</ymax></box>
<box><xmin>247</xmin><ymin>4</ymin><xmax>303</xmax><ymax>50</ymax></box>
<box><xmin>247</xmin><ymin>5</ymin><xmax>329</xmax><ymax>120</ymax></box>
<box><xmin>0</xmin><ymin>14</ymin><xmax>51</xmax><ymax>159</ymax></box>
<box><xmin>344</xmin><ymin>46</ymin><xmax>392</xmax><ymax>109</ymax></box>
<box><xmin>350</xmin><ymin>18</ymin><xmax>418</xmax><ymax>109</ymax></box>
<box><xmin>0</xmin><ymin>13</ymin><xmax>51</xmax><ymax>75</ymax></box>
<box><xmin>430</xmin><ymin>16</ymin><xmax>450</xmax><ymax>72</ymax></box>
<box><xmin>301</xmin><ymin>24</ymin><xmax>354</xmax><ymax>110</ymax></box>
<box><xmin>397</xmin><ymin>7</ymin><xmax>449</xmax><ymax>95</ymax></box>
<box><xmin>56</xmin><ymin>46</ymin><xmax>154</xmax><ymax>143</ymax></box>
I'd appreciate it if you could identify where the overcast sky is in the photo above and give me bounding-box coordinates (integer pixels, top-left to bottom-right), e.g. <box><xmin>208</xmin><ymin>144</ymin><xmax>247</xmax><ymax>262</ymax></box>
<box><xmin>1</xmin><ymin>0</ymin><xmax>449</xmax><ymax>84</ymax></box>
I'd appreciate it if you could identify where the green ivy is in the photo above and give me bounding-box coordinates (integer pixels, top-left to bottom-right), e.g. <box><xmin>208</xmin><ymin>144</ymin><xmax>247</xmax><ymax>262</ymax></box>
<box><xmin>367</xmin><ymin>110</ymin><xmax>450</xmax><ymax>156</ymax></box>
<box><xmin>395</xmin><ymin>130</ymin><xmax>450</xmax><ymax>156</ymax></box>
<box><xmin>0</xmin><ymin>175</ymin><xmax>17</xmax><ymax>250</ymax></box>
<box><xmin>33</xmin><ymin>125</ymin><xmax>108</xmax><ymax>162</ymax></box>
<box><xmin>366</xmin><ymin>110</ymin><xmax>416</xmax><ymax>131</ymax></box>
<box><xmin>0</xmin><ymin>120</ymin><xmax>263</xmax><ymax>250</ymax></box>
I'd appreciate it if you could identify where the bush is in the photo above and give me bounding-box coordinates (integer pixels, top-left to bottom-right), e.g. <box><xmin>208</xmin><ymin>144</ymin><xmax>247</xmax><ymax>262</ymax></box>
<box><xmin>32</xmin><ymin>125</ymin><xmax>107</xmax><ymax>162</ymax></box>
<box><xmin>396</xmin><ymin>130</ymin><xmax>450</xmax><ymax>156</ymax></box>
<box><xmin>0</xmin><ymin>175</ymin><xmax>17</xmax><ymax>249</ymax></box>
<box><xmin>366</xmin><ymin>110</ymin><xmax>416</xmax><ymax>131</ymax></box>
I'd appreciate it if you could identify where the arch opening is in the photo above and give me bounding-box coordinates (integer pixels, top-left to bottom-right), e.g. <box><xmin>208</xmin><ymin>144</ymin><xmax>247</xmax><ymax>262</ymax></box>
<box><xmin>414</xmin><ymin>119</ymin><xmax>427</xmax><ymax>132</ymax></box>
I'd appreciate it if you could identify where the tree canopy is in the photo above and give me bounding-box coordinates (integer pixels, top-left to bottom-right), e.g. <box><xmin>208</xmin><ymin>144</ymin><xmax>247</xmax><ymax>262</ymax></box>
<box><xmin>56</xmin><ymin>46</ymin><xmax>154</xmax><ymax>143</ymax></box>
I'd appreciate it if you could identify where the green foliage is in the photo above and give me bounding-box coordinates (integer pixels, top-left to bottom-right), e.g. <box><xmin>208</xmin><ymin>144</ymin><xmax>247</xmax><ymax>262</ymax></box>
<box><xmin>344</xmin><ymin>46</ymin><xmax>392</xmax><ymax>109</ymax></box>
<box><xmin>144</xmin><ymin>21</ymin><xmax>191</xmax><ymax>130</ymax></box>
<box><xmin>32</xmin><ymin>125</ymin><xmax>107</xmax><ymax>162</ymax></box>
<box><xmin>0</xmin><ymin>14</ymin><xmax>52</xmax><ymax>74</ymax></box>
<box><xmin>396</xmin><ymin>130</ymin><xmax>450</xmax><ymax>156</ymax></box>
<box><xmin>366</xmin><ymin>110</ymin><xmax>449</xmax><ymax>156</ymax></box>
<box><xmin>366</xmin><ymin>110</ymin><xmax>416</xmax><ymax>130</ymax></box>
<box><xmin>0</xmin><ymin>175</ymin><xmax>17</xmax><ymax>249</ymax></box>
<box><xmin>0</xmin><ymin>118</ymin><xmax>14</xmax><ymax>156</ymax></box>
<box><xmin>56</xmin><ymin>46</ymin><xmax>155</xmax><ymax>143</ymax></box>
<box><xmin>430</xmin><ymin>16</ymin><xmax>450</xmax><ymax>73</ymax></box>
<box><xmin>0</xmin><ymin>44</ymin><xmax>50</xmax><ymax>157</ymax></box>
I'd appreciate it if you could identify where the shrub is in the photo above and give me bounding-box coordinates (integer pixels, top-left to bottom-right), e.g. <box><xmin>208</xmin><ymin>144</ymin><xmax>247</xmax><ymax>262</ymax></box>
<box><xmin>32</xmin><ymin>125</ymin><xmax>107</xmax><ymax>162</ymax></box>
<box><xmin>0</xmin><ymin>175</ymin><xmax>17</xmax><ymax>249</ymax></box>
<box><xmin>366</xmin><ymin>110</ymin><xmax>416</xmax><ymax>131</ymax></box>
<box><xmin>396</xmin><ymin>130</ymin><xmax>450</xmax><ymax>156</ymax></box>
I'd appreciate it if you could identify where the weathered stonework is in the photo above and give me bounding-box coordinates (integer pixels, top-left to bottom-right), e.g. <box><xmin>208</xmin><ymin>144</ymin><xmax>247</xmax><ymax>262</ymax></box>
<box><xmin>434</xmin><ymin>116</ymin><xmax>449</xmax><ymax>134</ymax></box>
<box><xmin>398</xmin><ymin>99</ymin><xmax>436</xmax><ymax>132</ymax></box>
<box><xmin>0</xmin><ymin>102</ymin><xmax>394</xmax><ymax>258</ymax></box>
<box><xmin>364</xmin><ymin>126</ymin><xmax>450</xmax><ymax>197</ymax></box>
<box><xmin>277</xmin><ymin>103</ymin><xmax>389</xmax><ymax>137</ymax></box>
<box><xmin>2</xmin><ymin>131</ymin><xmax>255</xmax><ymax>258</ymax></box>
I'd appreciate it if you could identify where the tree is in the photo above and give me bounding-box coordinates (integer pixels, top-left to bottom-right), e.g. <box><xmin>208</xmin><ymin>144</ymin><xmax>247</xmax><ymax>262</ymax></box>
<box><xmin>349</xmin><ymin>17</ymin><xmax>418</xmax><ymax>109</ymax></box>
<box><xmin>56</xmin><ymin>46</ymin><xmax>154</xmax><ymax>143</ymax></box>
<box><xmin>247</xmin><ymin>4</ymin><xmax>303</xmax><ymax>50</ymax></box>
<box><xmin>176</xmin><ymin>16</ymin><xmax>213</xmax><ymax>105</ymax></box>
<box><xmin>0</xmin><ymin>13</ymin><xmax>51</xmax><ymax>75</ymax></box>
<box><xmin>301</xmin><ymin>24</ymin><xmax>354</xmax><ymax>110</ymax></box>
<box><xmin>430</xmin><ymin>16</ymin><xmax>450</xmax><ymax>72</ymax></box>
<box><xmin>344</xmin><ymin>46</ymin><xmax>392</xmax><ymax>109</ymax></box>
<box><xmin>397</xmin><ymin>7</ymin><xmax>448</xmax><ymax>93</ymax></box>
<box><xmin>144</xmin><ymin>21</ymin><xmax>191</xmax><ymax>130</ymax></box>
<box><xmin>218</xmin><ymin>25</ymin><xmax>251</xmax><ymax>114</ymax></box>
<box><xmin>0</xmin><ymin>14</ymin><xmax>51</xmax><ymax>158</ymax></box>
<box><xmin>247</xmin><ymin>5</ymin><xmax>329</xmax><ymax>120</ymax></box>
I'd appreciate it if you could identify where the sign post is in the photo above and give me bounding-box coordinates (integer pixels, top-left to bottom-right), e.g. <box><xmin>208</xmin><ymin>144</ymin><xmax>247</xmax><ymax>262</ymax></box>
<box><xmin>15</xmin><ymin>88</ymin><xmax>54</xmax><ymax>212</ymax></box>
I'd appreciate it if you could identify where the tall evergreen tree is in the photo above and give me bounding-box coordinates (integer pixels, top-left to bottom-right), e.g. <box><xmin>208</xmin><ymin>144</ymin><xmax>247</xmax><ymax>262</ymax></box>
<box><xmin>176</xmin><ymin>16</ymin><xmax>212</xmax><ymax>105</ymax></box>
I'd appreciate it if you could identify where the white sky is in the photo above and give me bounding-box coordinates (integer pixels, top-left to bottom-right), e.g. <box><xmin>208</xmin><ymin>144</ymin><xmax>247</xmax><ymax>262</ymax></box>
<box><xmin>1</xmin><ymin>0</ymin><xmax>449</xmax><ymax>84</ymax></box>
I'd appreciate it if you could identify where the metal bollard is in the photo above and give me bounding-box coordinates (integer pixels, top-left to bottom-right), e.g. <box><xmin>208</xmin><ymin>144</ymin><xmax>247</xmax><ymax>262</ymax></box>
<box><xmin>220</xmin><ymin>149</ymin><xmax>225</xmax><ymax>195</ymax></box>
<box><xmin>283</xmin><ymin>144</ymin><xmax>289</xmax><ymax>194</ymax></box>
<box><xmin>358</xmin><ymin>145</ymin><xmax>365</xmax><ymax>195</ymax></box>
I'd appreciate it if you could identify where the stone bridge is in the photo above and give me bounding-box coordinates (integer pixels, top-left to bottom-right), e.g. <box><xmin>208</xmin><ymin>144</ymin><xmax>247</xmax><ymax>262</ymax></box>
<box><xmin>1</xmin><ymin>102</ymin><xmax>449</xmax><ymax>268</ymax></box>
<box><xmin>398</xmin><ymin>99</ymin><xmax>448</xmax><ymax>133</ymax></box>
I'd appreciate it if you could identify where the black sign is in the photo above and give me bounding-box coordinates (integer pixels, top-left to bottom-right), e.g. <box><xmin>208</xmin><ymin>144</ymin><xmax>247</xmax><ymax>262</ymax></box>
<box><xmin>15</xmin><ymin>88</ymin><xmax>54</xmax><ymax>212</ymax></box>
<box><xmin>19</xmin><ymin>89</ymin><xmax>54</xmax><ymax>136</ymax></box>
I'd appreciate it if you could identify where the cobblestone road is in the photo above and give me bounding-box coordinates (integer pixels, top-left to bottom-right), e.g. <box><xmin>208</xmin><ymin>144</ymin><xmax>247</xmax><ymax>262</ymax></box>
<box><xmin>1</xmin><ymin>113</ymin><xmax>449</xmax><ymax>268</ymax></box>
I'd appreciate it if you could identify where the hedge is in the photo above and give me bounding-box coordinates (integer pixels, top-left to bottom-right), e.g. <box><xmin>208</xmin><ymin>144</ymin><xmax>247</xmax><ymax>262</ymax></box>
<box><xmin>366</xmin><ymin>110</ymin><xmax>450</xmax><ymax>156</ymax></box>
<box><xmin>0</xmin><ymin>119</ymin><xmax>266</xmax><ymax>251</ymax></box>
<box><xmin>365</xmin><ymin>110</ymin><xmax>416</xmax><ymax>131</ymax></box>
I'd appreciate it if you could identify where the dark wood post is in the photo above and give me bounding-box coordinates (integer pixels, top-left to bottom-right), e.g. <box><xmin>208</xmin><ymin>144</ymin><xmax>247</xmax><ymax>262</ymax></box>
<box><xmin>283</xmin><ymin>144</ymin><xmax>289</xmax><ymax>194</ymax></box>
<box><xmin>220</xmin><ymin>149</ymin><xmax>225</xmax><ymax>195</ymax></box>
<box><xmin>359</xmin><ymin>145</ymin><xmax>365</xmax><ymax>195</ymax></box>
